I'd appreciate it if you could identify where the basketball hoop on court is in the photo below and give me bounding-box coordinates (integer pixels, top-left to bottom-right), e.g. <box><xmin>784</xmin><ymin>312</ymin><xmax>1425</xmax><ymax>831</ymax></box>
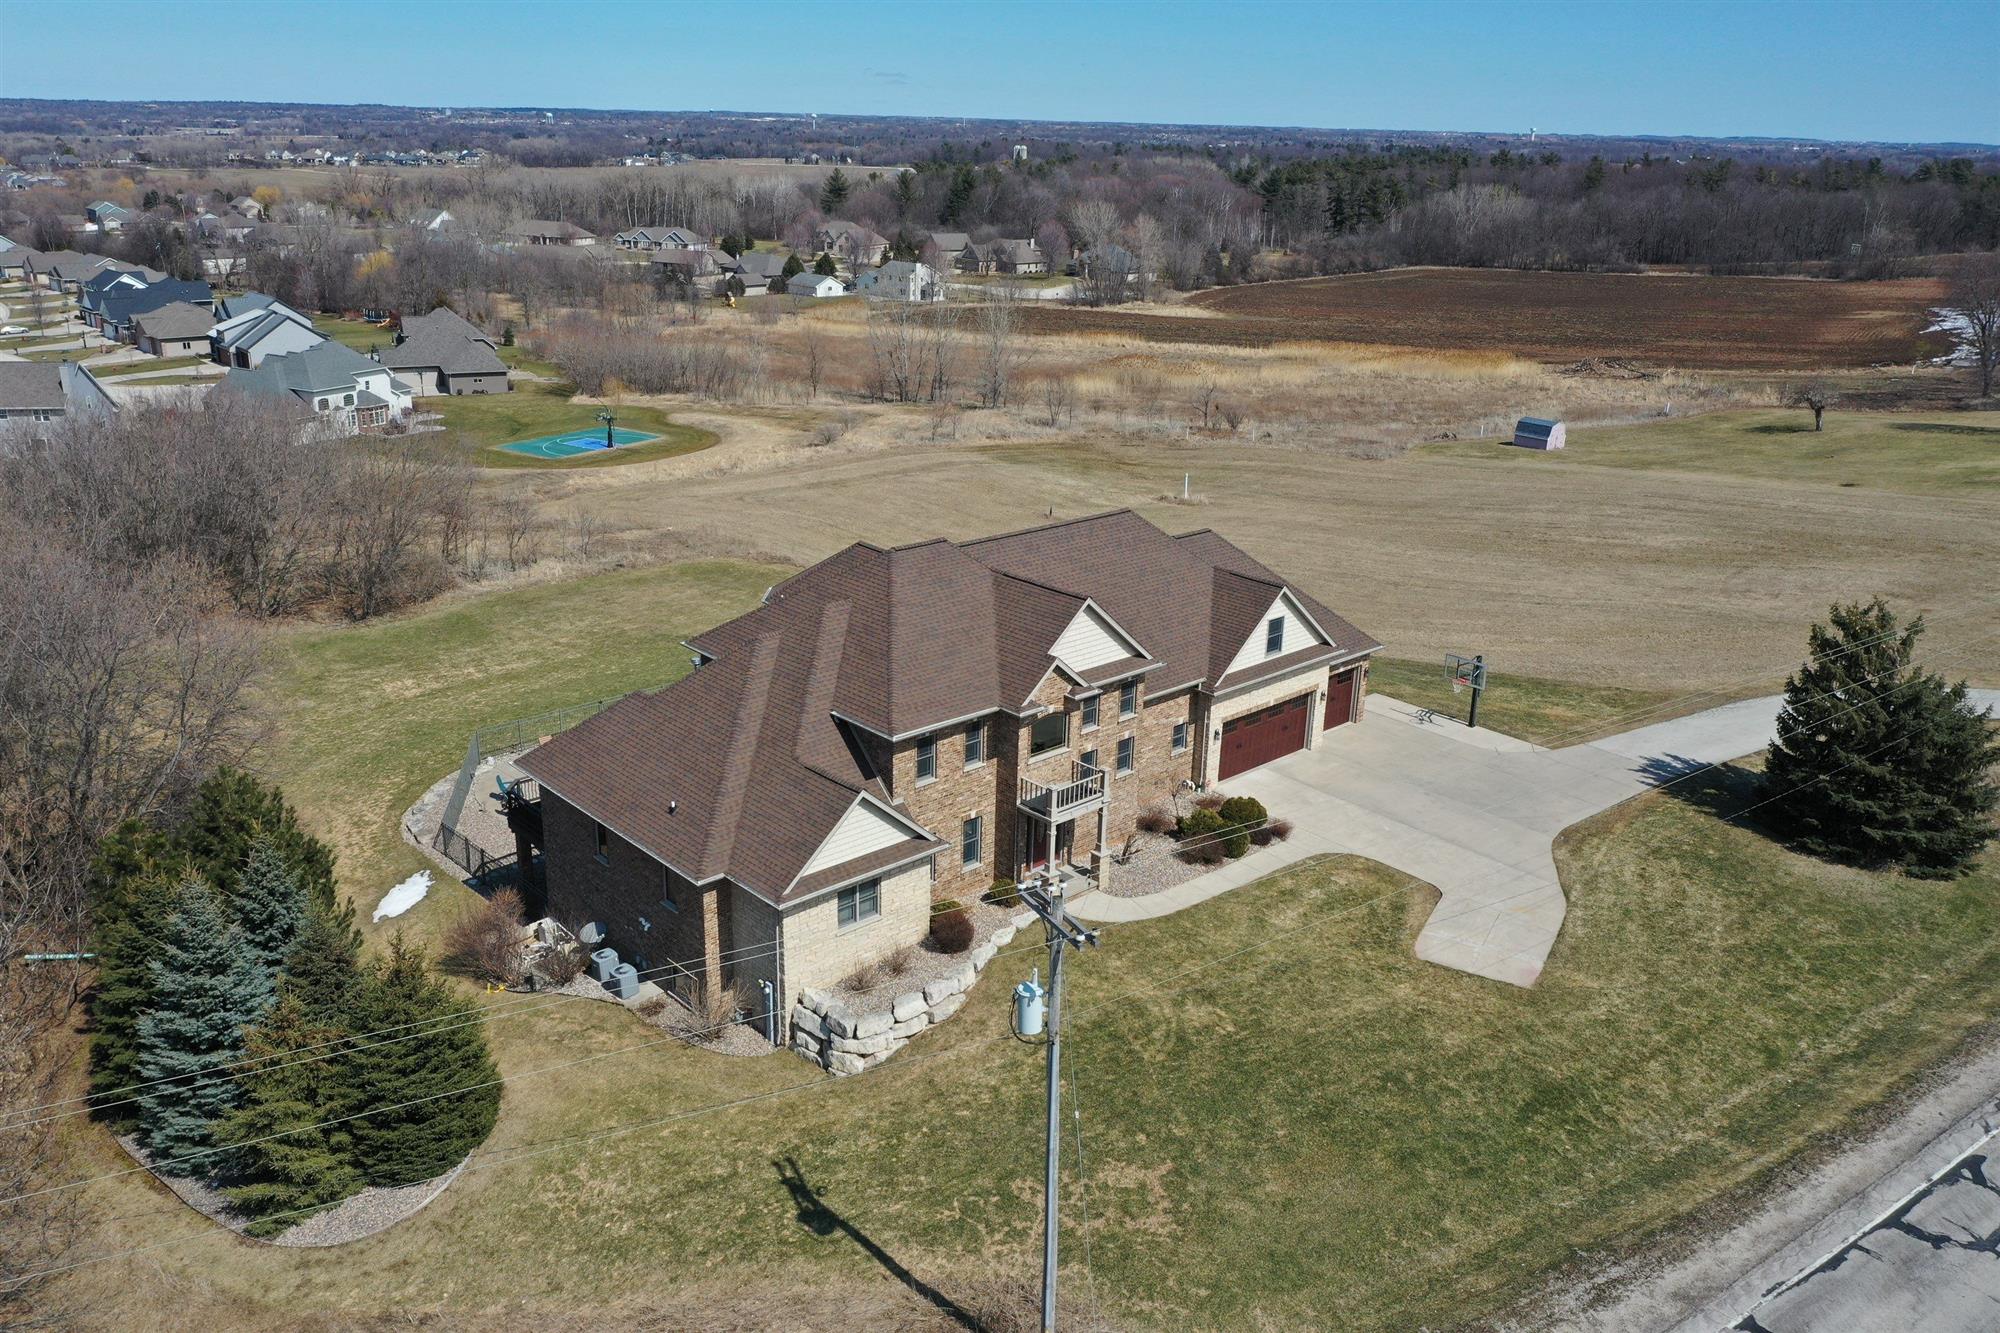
<box><xmin>1444</xmin><ymin>653</ymin><xmax>1488</xmax><ymax>727</ymax></box>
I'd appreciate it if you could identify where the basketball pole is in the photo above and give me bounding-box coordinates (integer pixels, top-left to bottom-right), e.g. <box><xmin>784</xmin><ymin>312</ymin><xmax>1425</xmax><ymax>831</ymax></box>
<box><xmin>1467</xmin><ymin>654</ymin><xmax>1484</xmax><ymax>730</ymax></box>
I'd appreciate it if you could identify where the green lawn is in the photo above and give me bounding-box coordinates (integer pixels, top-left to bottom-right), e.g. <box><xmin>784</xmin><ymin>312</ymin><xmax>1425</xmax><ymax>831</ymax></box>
<box><xmin>430</xmin><ymin>381</ymin><xmax>718</xmax><ymax>468</ymax></box>
<box><xmin>1368</xmin><ymin>656</ymin><xmax>1690</xmax><ymax>745</ymax></box>
<box><xmin>58</xmin><ymin>560</ymin><xmax>2000</xmax><ymax>1327</ymax></box>
<box><xmin>22</xmin><ymin>345</ymin><xmax>117</xmax><ymax>363</ymax></box>
<box><xmin>496</xmin><ymin>342</ymin><xmax>566</xmax><ymax>380</ymax></box>
<box><xmin>312</xmin><ymin>314</ymin><xmax>397</xmax><ymax>352</ymax></box>
<box><xmin>1427</xmin><ymin>408</ymin><xmax>2000</xmax><ymax>496</ymax></box>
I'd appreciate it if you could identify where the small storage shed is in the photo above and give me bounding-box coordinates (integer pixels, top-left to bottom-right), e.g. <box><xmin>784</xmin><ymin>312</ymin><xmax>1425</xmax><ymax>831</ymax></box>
<box><xmin>1512</xmin><ymin>417</ymin><xmax>1566</xmax><ymax>450</ymax></box>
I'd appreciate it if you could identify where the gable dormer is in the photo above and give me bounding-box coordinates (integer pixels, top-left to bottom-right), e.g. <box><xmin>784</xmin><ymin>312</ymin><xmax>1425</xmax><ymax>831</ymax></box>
<box><xmin>1224</xmin><ymin>588</ymin><xmax>1331</xmax><ymax>676</ymax></box>
<box><xmin>1048</xmin><ymin>600</ymin><xmax>1147</xmax><ymax>674</ymax></box>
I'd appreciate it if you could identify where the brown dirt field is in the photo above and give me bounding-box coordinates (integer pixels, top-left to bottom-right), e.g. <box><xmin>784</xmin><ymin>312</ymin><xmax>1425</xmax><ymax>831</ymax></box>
<box><xmin>1011</xmin><ymin>269</ymin><xmax>1949</xmax><ymax>370</ymax></box>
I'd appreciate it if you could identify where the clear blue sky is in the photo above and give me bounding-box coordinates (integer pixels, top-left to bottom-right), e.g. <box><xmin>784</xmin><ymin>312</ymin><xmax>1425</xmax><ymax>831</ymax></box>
<box><xmin>3</xmin><ymin>0</ymin><xmax>1995</xmax><ymax>145</ymax></box>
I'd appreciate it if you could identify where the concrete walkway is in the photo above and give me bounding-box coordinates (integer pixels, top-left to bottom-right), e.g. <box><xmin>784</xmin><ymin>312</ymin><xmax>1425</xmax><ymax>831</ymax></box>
<box><xmin>1073</xmin><ymin>689</ymin><xmax>2000</xmax><ymax>989</ymax></box>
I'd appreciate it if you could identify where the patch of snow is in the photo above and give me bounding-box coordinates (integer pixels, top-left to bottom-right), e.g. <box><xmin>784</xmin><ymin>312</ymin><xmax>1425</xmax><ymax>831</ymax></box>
<box><xmin>372</xmin><ymin>869</ymin><xmax>432</xmax><ymax>922</ymax></box>
<box><xmin>1924</xmin><ymin>307</ymin><xmax>1977</xmax><ymax>366</ymax></box>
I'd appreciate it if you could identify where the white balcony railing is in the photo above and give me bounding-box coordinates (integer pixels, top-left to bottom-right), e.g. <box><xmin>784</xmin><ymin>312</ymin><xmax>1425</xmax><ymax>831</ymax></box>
<box><xmin>1018</xmin><ymin>760</ymin><xmax>1106</xmax><ymax>822</ymax></box>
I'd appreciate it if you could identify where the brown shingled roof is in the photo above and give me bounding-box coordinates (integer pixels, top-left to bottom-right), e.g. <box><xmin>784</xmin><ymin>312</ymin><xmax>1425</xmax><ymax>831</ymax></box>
<box><xmin>521</xmin><ymin>509</ymin><xmax>1378</xmax><ymax>906</ymax></box>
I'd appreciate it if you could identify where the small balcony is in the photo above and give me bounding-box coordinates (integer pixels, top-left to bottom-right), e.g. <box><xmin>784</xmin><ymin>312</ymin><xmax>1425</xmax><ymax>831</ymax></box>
<box><xmin>1018</xmin><ymin>760</ymin><xmax>1106</xmax><ymax>822</ymax></box>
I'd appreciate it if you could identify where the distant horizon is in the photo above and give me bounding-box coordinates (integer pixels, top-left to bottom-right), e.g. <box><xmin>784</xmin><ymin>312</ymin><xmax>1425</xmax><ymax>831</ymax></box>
<box><xmin>1</xmin><ymin>0</ymin><xmax>1994</xmax><ymax>148</ymax></box>
<box><xmin>5</xmin><ymin>94</ymin><xmax>1996</xmax><ymax>157</ymax></box>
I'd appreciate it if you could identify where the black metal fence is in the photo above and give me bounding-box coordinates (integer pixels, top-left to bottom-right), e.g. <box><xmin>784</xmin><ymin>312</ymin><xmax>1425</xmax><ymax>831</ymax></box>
<box><xmin>431</xmin><ymin>823</ymin><xmax>517</xmax><ymax>883</ymax></box>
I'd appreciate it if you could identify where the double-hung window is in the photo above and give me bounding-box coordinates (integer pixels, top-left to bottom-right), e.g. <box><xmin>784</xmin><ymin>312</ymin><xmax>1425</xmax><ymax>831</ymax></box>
<box><xmin>1116</xmin><ymin>735</ymin><xmax>1135</xmax><ymax>775</ymax></box>
<box><xmin>1080</xmin><ymin>694</ymin><xmax>1099</xmax><ymax>731</ymax></box>
<box><xmin>964</xmin><ymin>722</ymin><xmax>985</xmax><ymax>767</ymax></box>
<box><xmin>1078</xmin><ymin>748</ymin><xmax>1098</xmax><ymax>774</ymax></box>
<box><xmin>1119</xmin><ymin>681</ymin><xmax>1138</xmax><ymax>719</ymax></box>
<box><xmin>593</xmin><ymin>822</ymin><xmax>610</xmax><ymax>863</ymax></box>
<box><xmin>837</xmin><ymin>878</ymin><xmax>881</xmax><ymax>929</ymax></box>
<box><xmin>915</xmin><ymin>736</ymin><xmax>937</xmax><ymax>783</ymax></box>
<box><xmin>961</xmin><ymin>815</ymin><xmax>983</xmax><ymax>868</ymax></box>
<box><xmin>1266</xmin><ymin>616</ymin><xmax>1284</xmax><ymax>654</ymax></box>
<box><xmin>1171</xmin><ymin>721</ymin><xmax>1189</xmax><ymax>754</ymax></box>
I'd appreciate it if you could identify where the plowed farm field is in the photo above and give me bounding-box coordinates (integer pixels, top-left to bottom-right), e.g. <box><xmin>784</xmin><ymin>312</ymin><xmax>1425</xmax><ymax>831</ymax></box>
<box><xmin>1016</xmin><ymin>268</ymin><xmax>1949</xmax><ymax>369</ymax></box>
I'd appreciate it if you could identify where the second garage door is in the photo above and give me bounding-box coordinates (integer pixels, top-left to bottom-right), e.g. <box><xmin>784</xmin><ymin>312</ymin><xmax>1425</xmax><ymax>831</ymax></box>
<box><xmin>1218</xmin><ymin>693</ymin><xmax>1311</xmax><ymax>780</ymax></box>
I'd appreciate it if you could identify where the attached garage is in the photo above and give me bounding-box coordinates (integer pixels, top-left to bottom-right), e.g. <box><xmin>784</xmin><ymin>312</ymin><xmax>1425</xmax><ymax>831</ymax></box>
<box><xmin>1217</xmin><ymin>692</ymin><xmax>1311</xmax><ymax>779</ymax></box>
<box><xmin>1324</xmin><ymin>667</ymin><xmax>1359</xmax><ymax>729</ymax></box>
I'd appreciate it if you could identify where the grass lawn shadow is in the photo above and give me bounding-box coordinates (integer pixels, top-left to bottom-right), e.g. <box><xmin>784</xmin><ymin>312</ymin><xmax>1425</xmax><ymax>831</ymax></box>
<box><xmin>1888</xmin><ymin>421</ymin><xmax>2000</xmax><ymax>437</ymax></box>
<box><xmin>774</xmin><ymin>1156</ymin><xmax>979</xmax><ymax>1329</ymax></box>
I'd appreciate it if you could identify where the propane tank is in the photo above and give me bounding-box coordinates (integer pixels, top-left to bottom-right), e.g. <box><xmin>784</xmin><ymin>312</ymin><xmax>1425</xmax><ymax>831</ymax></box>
<box><xmin>1014</xmin><ymin>968</ymin><xmax>1046</xmax><ymax>1038</ymax></box>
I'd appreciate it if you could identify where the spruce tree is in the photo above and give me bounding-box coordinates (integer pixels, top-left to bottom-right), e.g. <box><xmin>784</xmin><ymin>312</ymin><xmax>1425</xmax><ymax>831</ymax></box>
<box><xmin>812</xmin><ymin>251</ymin><xmax>838</xmax><ymax>277</ymax></box>
<box><xmin>818</xmin><ymin>167</ymin><xmax>850</xmax><ymax>213</ymax></box>
<box><xmin>234</xmin><ymin>834</ymin><xmax>305</xmax><ymax>990</ymax></box>
<box><xmin>216</xmin><ymin>996</ymin><xmax>365</xmax><ymax>1235</ymax></box>
<box><xmin>344</xmin><ymin>935</ymin><xmax>499</xmax><ymax>1186</ymax></box>
<box><xmin>85</xmin><ymin>871</ymin><xmax>178</xmax><ymax>1121</ymax></box>
<box><xmin>175</xmin><ymin>768</ymin><xmax>338</xmax><ymax>913</ymax></box>
<box><xmin>1764</xmin><ymin>599</ymin><xmax>2000</xmax><ymax>877</ymax></box>
<box><xmin>134</xmin><ymin>878</ymin><xmax>272</xmax><ymax>1166</ymax></box>
<box><xmin>284</xmin><ymin>900</ymin><xmax>365</xmax><ymax>1025</ymax></box>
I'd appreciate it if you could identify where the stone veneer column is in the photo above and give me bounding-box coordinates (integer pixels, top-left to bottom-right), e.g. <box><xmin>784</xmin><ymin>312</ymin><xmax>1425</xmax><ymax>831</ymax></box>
<box><xmin>1090</xmin><ymin>801</ymin><xmax>1111</xmax><ymax>891</ymax></box>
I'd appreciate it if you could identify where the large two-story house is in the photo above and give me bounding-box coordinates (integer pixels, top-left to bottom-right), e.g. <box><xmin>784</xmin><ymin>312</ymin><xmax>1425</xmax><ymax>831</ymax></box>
<box><xmin>512</xmin><ymin>510</ymin><xmax>1377</xmax><ymax>1022</ymax></box>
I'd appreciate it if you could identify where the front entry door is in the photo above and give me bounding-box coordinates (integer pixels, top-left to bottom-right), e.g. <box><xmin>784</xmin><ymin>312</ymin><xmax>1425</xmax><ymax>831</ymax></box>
<box><xmin>1019</xmin><ymin>818</ymin><xmax>1074</xmax><ymax>875</ymax></box>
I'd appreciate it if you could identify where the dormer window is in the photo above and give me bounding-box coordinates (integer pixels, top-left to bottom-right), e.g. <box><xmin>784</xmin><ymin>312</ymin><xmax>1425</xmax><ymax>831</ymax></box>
<box><xmin>1266</xmin><ymin>616</ymin><xmax>1284</xmax><ymax>654</ymax></box>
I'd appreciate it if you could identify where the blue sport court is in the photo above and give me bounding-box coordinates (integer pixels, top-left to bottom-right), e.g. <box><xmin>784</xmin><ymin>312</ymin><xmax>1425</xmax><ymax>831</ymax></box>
<box><xmin>498</xmin><ymin>427</ymin><xmax>660</xmax><ymax>459</ymax></box>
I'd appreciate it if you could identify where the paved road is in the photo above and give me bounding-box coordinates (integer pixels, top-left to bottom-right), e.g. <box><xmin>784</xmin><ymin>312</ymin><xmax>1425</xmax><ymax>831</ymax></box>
<box><xmin>1735</xmin><ymin>1142</ymin><xmax>2000</xmax><ymax>1332</ymax></box>
<box><xmin>1075</xmin><ymin>689</ymin><xmax>2000</xmax><ymax>989</ymax></box>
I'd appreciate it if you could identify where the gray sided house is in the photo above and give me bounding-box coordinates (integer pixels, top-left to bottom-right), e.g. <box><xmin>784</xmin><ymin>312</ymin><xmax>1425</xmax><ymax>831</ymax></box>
<box><xmin>95</xmin><ymin>279</ymin><xmax>214</xmax><ymax>343</ymax></box>
<box><xmin>615</xmin><ymin>225</ymin><xmax>707</xmax><ymax>251</ymax></box>
<box><xmin>0</xmin><ymin>361</ymin><xmax>116</xmax><ymax>439</ymax></box>
<box><xmin>511</xmin><ymin>509</ymin><xmax>1378</xmax><ymax>1024</ymax></box>
<box><xmin>379</xmin><ymin>307</ymin><xmax>510</xmax><ymax>396</ymax></box>
<box><xmin>504</xmin><ymin>219</ymin><xmax>597</xmax><ymax>247</ymax></box>
<box><xmin>129</xmin><ymin>301</ymin><xmax>217</xmax><ymax>357</ymax></box>
<box><xmin>210</xmin><ymin>299</ymin><xmax>323</xmax><ymax>368</ymax></box>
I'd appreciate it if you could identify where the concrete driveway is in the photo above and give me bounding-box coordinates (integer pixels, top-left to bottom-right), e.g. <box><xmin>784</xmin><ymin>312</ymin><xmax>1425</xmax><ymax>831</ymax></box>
<box><xmin>1073</xmin><ymin>689</ymin><xmax>2000</xmax><ymax>988</ymax></box>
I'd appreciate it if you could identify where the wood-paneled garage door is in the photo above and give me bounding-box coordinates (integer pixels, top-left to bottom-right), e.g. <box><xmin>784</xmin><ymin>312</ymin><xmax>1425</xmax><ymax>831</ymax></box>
<box><xmin>1324</xmin><ymin>668</ymin><xmax>1358</xmax><ymax>729</ymax></box>
<box><xmin>1218</xmin><ymin>693</ymin><xmax>1311</xmax><ymax>780</ymax></box>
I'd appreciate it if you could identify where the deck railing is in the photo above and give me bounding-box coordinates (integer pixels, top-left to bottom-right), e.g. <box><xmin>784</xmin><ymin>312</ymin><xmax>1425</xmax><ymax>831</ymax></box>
<box><xmin>1018</xmin><ymin>760</ymin><xmax>1107</xmax><ymax>821</ymax></box>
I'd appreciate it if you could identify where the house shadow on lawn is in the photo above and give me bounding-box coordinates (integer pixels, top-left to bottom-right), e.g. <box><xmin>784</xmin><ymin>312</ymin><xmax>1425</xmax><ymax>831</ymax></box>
<box><xmin>774</xmin><ymin>1156</ymin><xmax>980</xmax><ymax>1330</ymax></box>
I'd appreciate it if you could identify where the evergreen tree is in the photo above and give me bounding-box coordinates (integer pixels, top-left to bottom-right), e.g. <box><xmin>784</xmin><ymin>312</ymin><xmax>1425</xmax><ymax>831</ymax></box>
<box><xmin>780</xmin><ymin>252</ymin><xmax>805</xmax><ymax>280</ymax></box>
<box><xmin>812</xmin><ymin>252</ymin><xmax>838</xmax><ymax>277</ymax></box>
<box><xmin>1582</xmin><ymin>155</ymin><xmax>1607</xmax><ymax>194</ymax></box>
<box><xmin>134</xmin><ymin>878</ymin><xmax>271</xmax><ymax>1165</ymax></box>
<box><xmin>215</xmin><ymin>996</ymin><xmax>365</xmax><ymax>1235</ymax></box>
<box><xmin>284</xmin><ymin>901</ymin><xmax>365</xmax><ymax>1024</ymax></box>
<box><xmin>344</xmin><ymin>935</ymin><xmax>499</xmax><ymax>1186</ymax></box>
<box><xmin>175</xmin><ymin>769</ymin><xmax>337</xmax><ymax>912</ymax></box>
<box><xmin>85</xmin><ymin>870</ymin><xmax>178</xmax><ymax>1120</ymax></box>
<box><xmin>235</xmin><ymin>834</ymin><xmax>305</xmax><ymax>990</ymax></box>
<box><xmin>718</xmin><ymin>234</ymin><xmax>741</xmax><ymax>258</ymax></box>
<box><xmin>1764</xmin><ymin>600</ymin><xmax>1999</xmax><ymax>877</ymax></box>
<box><xmin>818</xmin><ymin>167</ymin><xmax>850</xmax><ymax>214</ymax></box>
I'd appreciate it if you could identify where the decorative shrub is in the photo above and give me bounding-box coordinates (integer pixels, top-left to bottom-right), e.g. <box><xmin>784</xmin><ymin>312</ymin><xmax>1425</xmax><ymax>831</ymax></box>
<box><xmin>534</xmin><ymin>943</ymin><xmax>585</xmax><ymax>986</ymax></box>
<box><xmin>440</xmin><ymin>888</ymin><xmax>527</xmax><ymax>988</ymax></box>
<box><xmin>1178</xmin><ymin>807</ymin><xmax>1225</xmax><ymax>841</ymax></box>
<box><xmin>1178</xmin><ymin>839</ymin><xmax>1228</xmax><ymax>867</ymax></box>
<box><xmin>1135</xmin><ymin>808</ymin><xmax>1175</xmax><ymax>835</ymax></box>
<box><xmin>930</xmin><ymin>906</ymin><xmax>976</xmax><ymax>954</ymax></box>
<box><xmin>984</xmin><ymin>878</ymin><xmax>1021</xmax><ymax>907</ymax></box>
<box><xmin>1268</xmin><ymin>817</ymin><xmax>1294</xmax><ymax>842</ymax></box>
<box><xmin>1218</xmin><ymin>795</ymin><xmax>1268</xmax><ymax>828</ymax></box>
<box><xmin>1193</xmin><ymin>792</ymin><xmax>1225</xmax><ymax>812</ymax></box>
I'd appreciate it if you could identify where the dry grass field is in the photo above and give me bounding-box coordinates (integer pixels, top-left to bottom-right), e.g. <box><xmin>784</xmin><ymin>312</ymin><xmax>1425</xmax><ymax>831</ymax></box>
<box><xmin>528</xmin><ymin>402</ymin><xmax>2000</xmax><ymax>694</ymax></box>
<box><xmin>1011</xmin><ymin>269</ymin><xmax>1951</xmax><ymax>369</ymax></box>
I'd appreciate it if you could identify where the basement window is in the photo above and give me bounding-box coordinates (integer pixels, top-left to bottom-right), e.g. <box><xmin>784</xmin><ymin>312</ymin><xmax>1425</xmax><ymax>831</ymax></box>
<box><xmin>837</xmin><ymin>878</ymin><xmax>881</xmax><ymax>929</ymax></box>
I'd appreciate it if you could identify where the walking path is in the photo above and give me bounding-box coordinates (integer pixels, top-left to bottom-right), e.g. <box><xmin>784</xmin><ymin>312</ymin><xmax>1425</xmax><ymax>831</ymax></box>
<box><xmin>1072</xmin><ymin>689</ymin><xmax>2000</xmax><ymax>988</ymax></box>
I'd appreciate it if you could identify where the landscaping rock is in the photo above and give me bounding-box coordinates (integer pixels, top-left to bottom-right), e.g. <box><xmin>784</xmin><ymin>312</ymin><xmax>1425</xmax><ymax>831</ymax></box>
<box><xmin>970</xmin><ymin>942</ymin><xmax>996</xmax><ymax>969</ymax></box>
<box><xmin>991</xmin><ymin>925</ymin><xmax>1017</xmax><ymax>949</ymax></box>
<box><xmin>822</xmin><ymin>1004</ymin><xmax>855</xmax><ymax>1040</ymax></box>
<box><xmin>830</xmin><ymin>1030</ymin><xmax>897</xmax><ymax>1057</ymax></box>
<box><xmin>930</xmin><ymin>991</ymin><xmax>968</xmax><ymax>1022</ymax></box>
<box><xmin>799</xmin><ymin>988</ymin><xmax>832</xmax><ymax>1016</ymax></box>
<box><xmin>852</xmin><ymin>1007</ymin><xmax>892</xmax><ymax>1040</ymax></box>
<box><xmin>827</xmin><ymin>1049</ymin><xmax>866</xmax><ymax>1075</ymax></box>
<box><xmin>922</xmin><ymin>975</ymin><xmax>962</xmax><ymax>1007</ymax></box>
<box><xmin>888</xmin><ymin>1013</ymin><xmax>928</xmax><ymax>1040</ymax></box>
<box><xmin>891</xmin><ymin>991</ymin><xmax>926</xmax><ymax>1023</ymax></box>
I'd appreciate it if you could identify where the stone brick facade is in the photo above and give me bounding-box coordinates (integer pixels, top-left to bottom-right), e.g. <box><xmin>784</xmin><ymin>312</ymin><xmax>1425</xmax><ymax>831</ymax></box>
<box><xmin>771</xmin><ymin>859</ymin><xmax>934</xmax><ymax>998</ymax></box>
<box><xmin>541</xmin><ymin>790</ymin><xmax>721</xmax><ymax>990</ymax></box>
<box><xmin>1201</xmin><ymin>662</ymin><xmax>1339</xmax><ymax>788</ymax></box>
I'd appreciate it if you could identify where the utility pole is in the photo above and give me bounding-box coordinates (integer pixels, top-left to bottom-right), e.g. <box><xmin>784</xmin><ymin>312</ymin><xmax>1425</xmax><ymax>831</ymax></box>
<box><xmin>1019</xmin><ymin>872</ymin><xmax>1099</xmax><ymax>1333</ymax></box>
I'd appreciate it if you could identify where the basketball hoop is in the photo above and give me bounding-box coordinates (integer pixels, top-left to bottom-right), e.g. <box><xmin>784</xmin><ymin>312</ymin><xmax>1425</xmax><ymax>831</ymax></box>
<box><xmin>1444</xmin><ymin>652</ymin><xmax>1488</xmax><ymax>727</ymax></box>
<box><xmin>1452</xmin><ymin>673</ymin><xmax>1466</xmax><ymax>695</ymax></box>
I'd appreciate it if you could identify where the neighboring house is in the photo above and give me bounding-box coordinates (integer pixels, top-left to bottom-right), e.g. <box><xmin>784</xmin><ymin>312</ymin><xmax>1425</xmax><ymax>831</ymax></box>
<box><xmin>97</xmin><ymin>279</ymin><xmax>215</xmax><ymax>343</ymax></box>
<box><xmin>510</xmin><ymin>509</ymin><xmax>1379</xmax><ymax>1024</ymax></box>
<box><xmin>77</xmin><ymin>266</ymin><xmax>158</xmax><ymax>324</ymax></box>
<box><xmin>786</xmin><ymin>272</ymin><xmax>846</xmax><ymax>299</ymax></box>
<box><xmin>44</xmin><ymin>253</ymin><xmax>138</xmax><ymax>293</ymax></box>
<box><xmin>961</xmin><ymin>238</ymin><xmax>1048</xmax><ymax>275</ymax></box>
<box><xmin>378</xmin><ymin>307</ymin><xmax>510</xmax><ymax>396</ymax></box>
<box><xmin>649</xmin><ymin>246</ymin><xmax>722</xmax><ymax>283</ymax></box>
<box><xmin>927</xmin><ymin>231</ymin><xmax>970</xmax><ymax>264</ymax></box>
<box><xmin>0</xmin><ymin>361</ymin><xmax>116</xmax><ymax>438</ymax></box>
<box><xmin>813</xmin><ymin>220</ymin><xmax>889</xmax><ymax>267</ymax></box>
<box><xmin>615</xmin><ymin>225</ymin><xmax>706</xmax><ymax>252</ymax></box>
<box><xmin>229</xmin><ymin>195</ymin><xmax>264</xmax><ymax>218</ymax></box>
<box><xmin>209</xmin><ymin>299</ymin><xmax>324</xmax><ymax>368</ymax></box>
<box><xmin>503</xmin><ymin>219</ymin><xmax>597</xmax><ymax>247</ymax></box>
<box><xmin>722</xmin><ymin>249</ymin><xmax>789</xmax><ymax>291</ymax></box>
<box><xmin>202</xmin><ymin>250</ymin><xmax>250</xmax><ymax>281</ymax></box>
<box><xmin>130</xmin><ymin>301</ymin><xmax>217</xmax><ymax>357</ymax></box>
<box><xmin>1078</xmin><ymin>244</ymin><xmax>1142</xmax><ymax>283</ymax></box>
<box><xmin>85</xmin><ymin>201</ymin><xmax>133</xmax><ymax>231</ymax></box>
<box><xmin>412</xmin><ymin>209</ymin><xmax>455</xmax><ymax>231</ymax></box>
<box><xmin>854</xmin><ymin>260</ymin><xmax>941</xmax><ymax>302</ymax></box>
<box><xmin>226</xmin><ymin>340</ymin><xmax>413</xmax><ymax>436</ymax></box>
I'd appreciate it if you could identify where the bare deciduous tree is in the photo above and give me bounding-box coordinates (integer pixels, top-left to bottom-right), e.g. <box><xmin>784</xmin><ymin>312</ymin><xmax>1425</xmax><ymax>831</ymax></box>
<box><xmin>1041</xmin><ymin>374</ymin><xmax>1075</xmax><ymax>428</ymax></box>
<box><xmin>1785</xmin><ymin>381</ymin><xmax>1835</xmax><ymax>431</ymax></box>
<box><xmin>976</xmin><ymin>290</ymin><xmax>1020</xmax><ymax>409</ymax></box>
<box><xmin>1951</xmin><ymin>254</ymin><xmax>2000</xmax><ymax>399</ymax></box>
